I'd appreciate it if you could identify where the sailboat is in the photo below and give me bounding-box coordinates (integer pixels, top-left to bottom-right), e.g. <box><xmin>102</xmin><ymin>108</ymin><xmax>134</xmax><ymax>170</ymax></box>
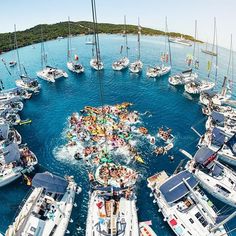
<box><xmin>66</xmin><ymin>17</ymin><xmax>84</xmax><ymax>74</ymax></box>
<box><xmin>0</xmin><ymin>143</ymin><xmax>38</xmax><ymax>187</ymax></box>
<box><xmin>37</xmin><ymin>27</ymin><xmax>68</xmax><ymax>82</ymax></box>
<box><xmin>202</xmin><ymin>41</ymin><xmax>217</xmax><ymax>56</ymax></box>
<box><xmin>112</xmin><ymin>16</ymin><xmax>130</xmax><ymax>71</ymax></box>
<box><xmin>146</xmin><ymin>17</ymin><xmax>171</xmax><ymax>78</ymax></box>
<box><xmin>185</xmin><ymin>18</ymin><xmax>217</xmax><ymax>95</ymax></box>
<box><xmin>169</xmin><ymin>20</ymin><xmax>199</xmax><ymax>86</ymax></box>
<box><xmin>129</xmin><ymin>18</ymin><xmax>143</xmax><ymax>73</ymax></box>
<box><xmin>200</xmin><ymin>35</ymin><xmax>234</xmax><ymax>106</ymax></box>
<box><xmin>148</xmin><ymin>169</ymin><xmax>229</xmax><ymax>236</ymax></box>
<box><xmin>182</xmin><ymin>147</ymin><xmax>236</xmax><ymax>208</ymax></box>
<box><xmin>6</xmin><ymin>172</ymin><xmax>81</xmax><ymax>236</ymax></box>
<box><xmin>13</xmin><ymin>25</ymin><xmax>41</xmax><ymax>93</ymax></box>
<box><xmin>86</xmin><ymin>163</ymin><xmax>139</xmax><ymax>236</ymax></box>
<box><xmin>90</xmin><ymin>0</ymin><xmax>104</xmax><ymax>71</ymax></box>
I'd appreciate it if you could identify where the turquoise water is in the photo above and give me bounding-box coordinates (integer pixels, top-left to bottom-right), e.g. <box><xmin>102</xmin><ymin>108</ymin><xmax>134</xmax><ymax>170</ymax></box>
<box><xmin>0</xmin><ymin>34</ymin><xmax>235</xmax><ymax>235</ymax></box>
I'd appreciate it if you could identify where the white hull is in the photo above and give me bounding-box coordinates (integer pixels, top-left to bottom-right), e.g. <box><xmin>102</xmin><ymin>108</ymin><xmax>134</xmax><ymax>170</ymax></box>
<box><xmin>147</xmin><ymin>66</ymin><xmax>171</xmax><ymax>78</ymax></box>
<box><xmin>67</xmin><ymin>61</ymin><xmax>84</xmax><ymax>74</ymax></box>
<box><xmin>129</xmin><ymin>60</ymin><xmax>143</xmax><ymax>73</ymax></box>
<box><xmin>90</xmin><ymin>59</ymin><xmax>104</xmax><ymax>70</ymax></box>
<box><xmin>185</xmin><ymin>81</ymin><xmax>215</xmax><ymax>95</ymax></box>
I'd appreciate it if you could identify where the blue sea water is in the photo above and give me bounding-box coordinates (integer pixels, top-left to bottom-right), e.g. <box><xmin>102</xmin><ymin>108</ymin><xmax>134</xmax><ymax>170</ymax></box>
<box><xmin>0</xmin><ymin>34</ymin><xmax>236</xmax><ymax>235</ymax></box>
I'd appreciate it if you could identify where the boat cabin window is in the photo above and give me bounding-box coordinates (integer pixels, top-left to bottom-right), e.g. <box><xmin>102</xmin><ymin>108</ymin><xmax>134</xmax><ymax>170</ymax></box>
<box><xmin>189</xmin><ymin>218</ymin><xmax>194</xmax><ymax>224</ymax></box>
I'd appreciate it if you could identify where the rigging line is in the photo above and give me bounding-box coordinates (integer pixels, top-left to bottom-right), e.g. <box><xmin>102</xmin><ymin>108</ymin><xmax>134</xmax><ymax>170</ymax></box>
<box><xmin>14</xmin><ymin>24</ymin><xmax>22</xmax><ymax>76</ymax></box>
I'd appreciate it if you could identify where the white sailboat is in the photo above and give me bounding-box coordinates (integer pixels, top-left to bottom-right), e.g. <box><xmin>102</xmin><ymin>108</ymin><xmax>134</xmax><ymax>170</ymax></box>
<box><xmin>183</xmin><ymin>147</ymin><xmax>236</xmax><ymax>208</ymax></box>
<box><xmin>90</xmin><ymin>0</ymin><xmax>104</xmax><ymax>71</ymax></box>
<box><xmin>37</xmin><ymin>27</ymin><xmax>68</xmax><ymax>82</ymax></box>
<box><xmin>200</xmin><ymin>35</ymin><xmax>234</xmax><ymax>106</ymax></box>
<box><xmin>112</xmin><ymin>16</ymin><xmax>130</xmax><ymax>71</ymax></box>
<box><xmin>147</xmin><ymin>17</ymin><xmax>171</xmax><ymax>78</ymax></box>
<box><xmin>6</xmin><ymin>172</ymin><xmax>81</xmax><ymax>236</ymax></box>
<box><xmin>0</xmin><ymin>143</ymin><xmax>37</xmax><ymax>187</ymax></box>
<box><xmin>185</xmin><ymin>18</ymin><xmax>217</xmax><ymax>95</ymax></box>
<box><xmin>129</xmin><ymin>18</ymin><xmax>143</xmax><ymax>74</ymax></box>
<box><xmin>169</xmin><ymin>21</ymin><xmax>199</xmax><ymax>86</ymax></box>
<box><xmin>198</xmin><ymin>127</ymin><xmax>236</xmax><ymax>166</ymax></box>
<box><xmin>66</xmin><ymin>17</ymin><xmax>84</xmax><ymax>74</ymax></box>
<box><xmin>86</xmin><ymin>163</ymin><xmax>139</xmax><ymax>236</ymax></box>
<box><xmin>13</xmin><ymin>25</ymin><xmax>41</xmax><ymax>93</ymax></box>
<box><xmin>147</xmin><ymin>170</ymin><xmax>228</xmax><ymax>236</ymax></box>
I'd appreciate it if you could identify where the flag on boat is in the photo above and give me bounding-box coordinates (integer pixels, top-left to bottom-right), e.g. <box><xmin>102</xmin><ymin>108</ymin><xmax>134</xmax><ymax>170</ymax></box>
<box><xmin>207</xmin><ymin>61</ymin><xmax>211</xmax><ymax>71</ymax></box>
<box><xmin>74</xmin><ymin>54</ymin><xmax>79</xmax><ymax>61</ymax></box>
<box><xmin>226</xmin><ymin>133</ymin><xmax>236</xmax><ymax>155</ymax></box>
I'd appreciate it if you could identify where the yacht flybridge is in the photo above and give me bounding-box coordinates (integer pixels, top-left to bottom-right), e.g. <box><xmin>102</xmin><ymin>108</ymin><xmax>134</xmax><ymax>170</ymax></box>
<box><xmin>86</xmin><ymin>163</ymin><xmax>139</xmax><ymax>236</ymax></box>
<box><xmin>148</xmin><ymin>170</ymin><xmax>229</xmax><ymax>236</ymax></box>
<box><xmin>37</xmin><ymin>28</ymin><xmax>68</xmax><ymax>82</ymax></box>
<box><xmin>6</xmin><ymin>172</ymin><xmax>81</xmax><ymax>236</ymax></box>
<box><xmin>112</xmin><ymin>16</ymin><xmax>130</xmax><ymax>71</ymax></box>
<box><xmin>129</xmin><ymin>18</ymin><xmax>143</xmax><ymax>74</ymax></box>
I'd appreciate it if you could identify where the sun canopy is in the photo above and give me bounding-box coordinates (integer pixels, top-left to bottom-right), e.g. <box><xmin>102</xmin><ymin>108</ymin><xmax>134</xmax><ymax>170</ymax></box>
<box><xmin>211</xmin><ymin>111</ymin><xmax>224</xmax><ymax>124</ymax></box>
<box><xmin>194</xmin><ymin>147</ymin><xmax>215</xmax><ymax>164</ymax></box>
<box><xmin>212</xmin><ymin>127</ymin><xmax>226</xmax><ymax>146</ymax></box>
<box><xmin>32</xmin><ymin>172</ymin><xmax>68</xmax><ymax>194</ymax></box>
<box><xmin>160</xmin><ymin>170</ymin><xmax>198</xmax><ymax>204</ymax></box>
<box><xmin>0</xmin><ymin>123</ymin><xmax>9</xmax><ymax>140</ymax></box>
<box><xmin>3</xmin><ymin>143</ymin><xmax>20</xmax><ymax>164</ymax></box>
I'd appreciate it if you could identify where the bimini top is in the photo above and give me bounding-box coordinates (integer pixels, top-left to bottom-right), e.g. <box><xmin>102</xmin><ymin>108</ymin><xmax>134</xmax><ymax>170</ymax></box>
<box><xmin>32</xmin><ymin>172</ymin><xmax>68</xmax><ymax>194</ymax></box>
<box><xmin>212</xmin><ymin>127</ymin><xmax>226</xmax><ymax>146</ymax></box>
<box><xmin>160</xmin><ymin>170</ymin><xmax>198</xmax><ymax>204</ymax></box>
<box><xmin>0</xmin><ymin>123</ymin><xmax>9</xmax><ymax>141</ymax></box>
<box><xmin>211</xmin><ymin>111</ymin><xmax>224</xmax><ymax>124</ymax></box>
<box><xmin>194</xmin><ymin>147</ymin><xmax>215</xmax><ymax>164</ymax></box>
<box><xmin>3</xmin><ymin>143</ymin><xmax>20</xmax><ymax>164</ymax></box>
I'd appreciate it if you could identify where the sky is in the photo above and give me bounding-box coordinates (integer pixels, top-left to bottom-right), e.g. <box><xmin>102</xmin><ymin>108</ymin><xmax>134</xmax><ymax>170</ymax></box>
<box><xmin>0</xmin><ymin>0</ymin><xmax>235</xmax><ymax>49</ymax></box>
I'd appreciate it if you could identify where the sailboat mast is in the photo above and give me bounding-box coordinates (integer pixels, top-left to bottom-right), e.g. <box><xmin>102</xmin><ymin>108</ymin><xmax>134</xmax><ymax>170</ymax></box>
<box><xmin>124</xmin><ymin>15</ymin><xmax>128</xmax><ymax>58</ymax></box>
<box><xmin>40</xmin><ymin>26</ymin><xmax>46</xmax><ymax>69</ymax></box>
<box><xmin>67</xmin><ymin>16</ymin><xmax>71</xmax><ymax>62</ymax></box>
<box><xmin>14</xmin><ymin>24</ymin><xmax>22</xmax><ymax>75</ymax></box>
<box><xmin>165</xmin><ymin>17</ymin><xmax>172</xmax><ymax>66</ymax></box>
<box><xmin>137</xmin><ymin>17</ymin><xmax>141</xmax><ymax>61</ymax></box>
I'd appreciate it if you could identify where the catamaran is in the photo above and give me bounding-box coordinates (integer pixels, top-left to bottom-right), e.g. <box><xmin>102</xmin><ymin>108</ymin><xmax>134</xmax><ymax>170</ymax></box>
<box><xmin>147</xmin><ymin>169</ymin><xmax>229</xmax><ymax>236</ymax></box>
<box><xmin>169</xmin><ymin>21</ymin><xmax>199</xmax><ymax>86</ymax></box>
<box><xmin>112</xmin><ymin>16</ymin><xmax>130</xmax><ymax>71</ymax></box>
<box><xmin>6</xmin><ymin>172</ymin><xmax>81</xmax><ymax>236</ymax></box>
<box><xmin>86</xmin><ymin>163</ymin><xmax>139</xmax><ymax>236</ymax></box>
<box><xmin>0</xmin><ymin>143</ymin><xmax>37</xmax><ymax>187</ymax></box>
<box><xmin>67</xmin><ymin>17</ymin><xmax>84</xmax><ymax>74</ymax></box>
<box><xmin>198</xmin><ymin>127</ymin><xmax>236</xmax><ymax>166</ymax></box>
<box><xmin>185</xmin><ymin>19</ymin><xmax>218</xmax><ymax>95</ymax></box>
<box><xmin>37</xmin><ymin>28</ymin><xmax>68</xmax><ymax>82</ymax></box>
<box><xmin>129</xmin><ymin>18</ymin><xmax>143</xmax><ymax>74</ymax></box>
<box><xmin>182</xmin><ymin>147</ymin><xmax>236</xmax><ymax>208</ymax></box>
<box><xmin>147</xmin><ymin>17</ymin><xmax>171</xmax><ymax>78</ymax></box>
<box><xmin>168</xmin><ymin>36</ymin><xmax>192</xmax><ymax>47</ymax></box>
<box><xmin>90</xmin><ymin>0</ymin><xmax>104</xmax><ymax>71</ymax></box>
<box><xmin>13</xmin><ymin>25</ymin><xmax>41</xmax><ymax>93</ymax></box>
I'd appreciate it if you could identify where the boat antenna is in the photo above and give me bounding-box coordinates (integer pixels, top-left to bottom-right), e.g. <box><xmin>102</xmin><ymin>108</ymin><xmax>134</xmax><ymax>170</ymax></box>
<box><xmin>137</xmin><ymin>17</ymin><xmax>141</xmax><ymax>61</ymax></box>
<box><xmin>165</xmin><ymin>17</ymin><xmax>172</xmax><ymax>67</ymax></box>
<box><xmin>67</xmin><ymin>16</ymin><xmax>72</xmax><ymax>62</ymax></box>
<box><xmin>14</xmin><ymin>24</ymin><xmax>22</xmax><ymax>76</ymax></box>
<box><xmin>124</xmin><ymin>15</ymin><xmax>129</xmax><ymax>58</ymax></box>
